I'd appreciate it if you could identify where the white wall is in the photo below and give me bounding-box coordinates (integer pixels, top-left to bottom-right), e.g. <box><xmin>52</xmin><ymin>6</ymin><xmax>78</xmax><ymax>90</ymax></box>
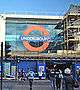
<box><xmin>0</xmin><ymin>15</ymin><xmax>6</xmax><ymax>51</ymax></box>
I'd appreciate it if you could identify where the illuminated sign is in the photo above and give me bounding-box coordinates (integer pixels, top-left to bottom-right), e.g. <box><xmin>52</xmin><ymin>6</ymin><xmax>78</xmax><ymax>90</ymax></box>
<box><xmin>22</xmin><ymin>25</ymin><xmax>50</xmax><ymax>52</ymax></box>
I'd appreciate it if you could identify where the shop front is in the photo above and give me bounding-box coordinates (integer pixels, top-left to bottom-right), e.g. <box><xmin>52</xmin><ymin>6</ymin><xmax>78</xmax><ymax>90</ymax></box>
<box><xmin>0</xmin><ymin>60</ymin><xmax>46</xmax><ymax>80</ymax></box>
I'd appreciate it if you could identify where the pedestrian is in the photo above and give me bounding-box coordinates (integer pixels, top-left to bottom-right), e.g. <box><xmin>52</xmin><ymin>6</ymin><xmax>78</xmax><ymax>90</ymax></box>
<box><xmin>27</xmin><ymin>70</ymin><xmax>34</xmax><ymax>90</ymax></box>
<box><xmin>46</xmin><ymin>67</ymin><xmax>50</xmax><ymax>80</ymax></box>
<box><xmin>18</xmin><ymin>69</ymin><xmax>21</xmax><ymax>80</ymax></box>
<box><xmin>56</xmin><ymin>69</ymin><xmax>62</xmax><ymax>90</ymax></box>
<box><xmin>21</xmin><ymin>68</ymin><xmax>24</xmax><ymax>80</ymax></box>
<box><xmin>49</xmin><ymin>69</ymin><xmax>55</xmax><ymax>90</ymax></box>
<box><xmin>63</xmin><ymin>68</ymin><xmax>75</xmax><ymax>90</ymax></box>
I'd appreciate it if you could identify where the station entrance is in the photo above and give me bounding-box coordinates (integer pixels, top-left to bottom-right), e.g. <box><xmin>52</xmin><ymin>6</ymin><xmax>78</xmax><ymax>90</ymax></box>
<box><xmin>0</xmin><ymin>59</ymin><xmax>79</xmax><ymax>80</ymax></box>
<box><xmin>46</xmin><ymin>60</ymin><xmax>72</xmax><ymax>71</ymax></box>
<box><xmin>45</xmin><ymin>60</ymin><xmax>73</xmax><ymax>79</ymax></box>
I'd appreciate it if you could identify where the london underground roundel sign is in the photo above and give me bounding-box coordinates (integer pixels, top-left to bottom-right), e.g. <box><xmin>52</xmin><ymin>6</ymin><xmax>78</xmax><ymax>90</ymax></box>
<box><xmin>22</xmin><ymin>25</ymin><xmax>49</xmax><ymax>52</ymax></box>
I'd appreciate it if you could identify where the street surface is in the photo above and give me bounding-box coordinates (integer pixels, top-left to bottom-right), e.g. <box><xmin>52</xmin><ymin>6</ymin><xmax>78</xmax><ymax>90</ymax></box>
<box><xmin>0</xmin><ymin>80</ymin><xmax>80</xmax><ymax>90</ymax></box>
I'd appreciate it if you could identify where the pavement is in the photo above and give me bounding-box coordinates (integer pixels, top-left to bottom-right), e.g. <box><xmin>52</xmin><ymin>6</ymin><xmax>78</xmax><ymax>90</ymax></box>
<box><xmin>0</xmin><ymin>80</ymin><xmax>80</xmax><ymax>90</ymax></box>
<box><xmin>1</xmin><ymin>80</ymin><xmax>51</xmax><ymax>90</ymax></box>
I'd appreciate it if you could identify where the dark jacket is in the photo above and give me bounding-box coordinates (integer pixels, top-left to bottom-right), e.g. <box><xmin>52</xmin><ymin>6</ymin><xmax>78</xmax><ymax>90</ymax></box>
<box><xmin>49</xmin><ymin>70</ymin><xmax>55</xmax><ymax>80</ymax></box>
<box><xmin>63</xmin><ymin>74</ymin><xmax>75</xmax><ymax>90</ymax></box>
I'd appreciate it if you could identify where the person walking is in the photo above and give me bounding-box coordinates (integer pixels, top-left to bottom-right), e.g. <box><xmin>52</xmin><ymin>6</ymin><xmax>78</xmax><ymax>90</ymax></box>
<box><xmin>27</xmin><ymin>70</ymin><xmax>34</xmax><ymax>90</ymax></box>
<box><xmin>21</xmin><ymin>68</ymin><xmax>24</xmax><ymax>81</ymax></box>
<box><xmin>56</xmin><ymin>69</ymin><xmax>62</xmax><ymax>90</ymax></box>
<box><xmin>49</xmin><ymin>69</ymin><xmax>55</xmax><ymax>90</ymax></box>
<box><xmin>46</xmin><ymin>67</ymin><xmax>50</xmax><ymax>80</ymax></box>
<box><xmin>63</xmin><ymin>68</ymin><xmax>75</xmax><ymax>90</ymax></box>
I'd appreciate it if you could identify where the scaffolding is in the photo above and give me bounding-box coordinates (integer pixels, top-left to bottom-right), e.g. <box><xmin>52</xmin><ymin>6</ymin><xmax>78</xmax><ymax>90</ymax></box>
<box><xmin>63</xmin><ymin>4</ymin><xmax>80</xmax><ymax>57</ymax></box>
<box><xmin>54</xmin><ymin>4</ymin><xmax>80</xmax><ymax>58</ymax></box>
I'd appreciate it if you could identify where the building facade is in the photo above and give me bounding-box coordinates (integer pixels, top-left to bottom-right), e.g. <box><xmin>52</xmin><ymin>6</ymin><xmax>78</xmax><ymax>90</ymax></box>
<box><xmin>0</xmin><ymin>4</ymin><xmax>80</xmax><ymax>80</ymax></box>
<box><xmin>0</xmin><ymin>14</ymin><xmax>63</xmax><ymax>79</ymax></box>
